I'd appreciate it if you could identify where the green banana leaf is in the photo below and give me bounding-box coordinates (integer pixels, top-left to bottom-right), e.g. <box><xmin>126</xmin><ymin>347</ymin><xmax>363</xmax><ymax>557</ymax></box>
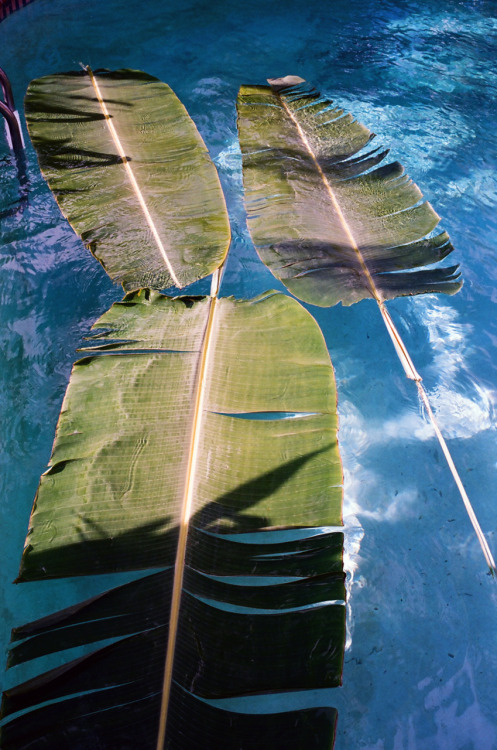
<box><xmin>1</xmin><ymin>289</ymin><xmax>345</xmax><ymax>750</ymax></box>
<box><xmin>236</xmin><ymin>76</ymin><xmax>462</xmax><ymax>307</ymax></box>
<box><xmin>25</xmin><ymin>69</ymin><xmax>230</xmax><ymax>291</ymax></box>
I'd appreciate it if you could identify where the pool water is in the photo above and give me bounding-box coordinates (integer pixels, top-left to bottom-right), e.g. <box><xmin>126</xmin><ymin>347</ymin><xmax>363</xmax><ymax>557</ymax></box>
<box><xmin>1</xmin><ymin>0</ymin><xmax>497</xmax><ymax>747</ymax></box>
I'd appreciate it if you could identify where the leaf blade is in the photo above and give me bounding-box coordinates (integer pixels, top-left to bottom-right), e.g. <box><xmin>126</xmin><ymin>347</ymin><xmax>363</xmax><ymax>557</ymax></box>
<box><xmin>237</xmin><ymin>79</ymin><xmax>462</xmax><ymax>306</ymax></box>
<box><xmin>25</xmin><ymin>69</ymin><xmax>231</xmax><ymax>290</ymax></box>
<box><xmin>8</xmin><ymin>291</ymin><xmax>344</xmax><ymax>749</ymax></box>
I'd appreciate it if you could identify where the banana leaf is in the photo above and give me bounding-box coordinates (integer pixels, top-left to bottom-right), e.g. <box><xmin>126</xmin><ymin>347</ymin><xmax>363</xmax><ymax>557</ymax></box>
<box><xmin>1</xmin><ymin>289</ymin><xmax>345</xmax><ymax>750</ymax></box>
<box><xmin>236</xmin><ymin>76</ymin><xmax>462</xmax><ymax>307</ymax></box>
<box><xmin>25</xmin><ymin>69</ymin><xmax>230</xmax><ymax>291</ymax></box>
<box><xmin>236</xmin><ymin>78</ymin><xmax>495</xmax><ymax>573</ymax></box>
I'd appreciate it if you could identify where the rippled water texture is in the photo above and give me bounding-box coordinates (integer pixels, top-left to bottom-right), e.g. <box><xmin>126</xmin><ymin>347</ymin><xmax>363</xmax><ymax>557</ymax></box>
<box><xmin>1</xmin><ymin>0</ymin><xmax>497</xmax><ymax>747</ymax></box>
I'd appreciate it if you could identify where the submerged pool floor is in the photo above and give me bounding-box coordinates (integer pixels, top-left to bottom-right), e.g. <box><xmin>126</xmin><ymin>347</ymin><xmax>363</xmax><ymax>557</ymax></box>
<box><xmin>1</xmin><ymin>1</ymin><xmax>497</xmax><ymax>748</ymax></box>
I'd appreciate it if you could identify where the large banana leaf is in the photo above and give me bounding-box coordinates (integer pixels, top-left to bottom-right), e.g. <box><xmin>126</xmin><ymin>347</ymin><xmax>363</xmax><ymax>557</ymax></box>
<box><xmin>1</xmin><ymin>289</ymin><xmax>345</xmax><ymax>750</ymax></box>
<box><xmin>237</xmin><ymin>77</ymin><xmax>462</xmax><ymax>307</ymax></box>
<box><xmin>25</xmin><ymin>69</ymin><xmax>230</xmax><ymax>291</ymax></box>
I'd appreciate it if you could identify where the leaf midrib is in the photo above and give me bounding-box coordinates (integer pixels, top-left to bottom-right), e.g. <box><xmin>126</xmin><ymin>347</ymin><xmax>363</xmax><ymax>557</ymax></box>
<box><xmin>86</xmin><ymin>67</ymin><xmax>181</xmax><ymax>289</ymax></box>
<box><xmin>275</xmin><ymin>90</ymin><xmax>421</xmax><ymax>380</ymax></box>
<box><xmin>155</xmin><ymin>291</ymin><xmax>218</xmax><ymax>749</ymax></box>
<box><xmin>276</xmin><ymin>92</ymin><xmax>381</xmax><ymax>304</ymax></box>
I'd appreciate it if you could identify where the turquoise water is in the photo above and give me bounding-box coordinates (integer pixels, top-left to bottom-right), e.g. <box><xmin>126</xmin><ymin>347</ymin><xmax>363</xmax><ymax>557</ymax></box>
<box><xmin>1</xmin><ymin>0</ymin><xmax>497</xmax><ymax>747</ymax></box>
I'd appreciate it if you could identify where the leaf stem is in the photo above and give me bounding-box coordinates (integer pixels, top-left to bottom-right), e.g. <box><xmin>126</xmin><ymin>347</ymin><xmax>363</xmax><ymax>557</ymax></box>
<box><xmin>381</xmin><ymin>303</ymin><xmax>496</xmax><ymax>576</ymax></box>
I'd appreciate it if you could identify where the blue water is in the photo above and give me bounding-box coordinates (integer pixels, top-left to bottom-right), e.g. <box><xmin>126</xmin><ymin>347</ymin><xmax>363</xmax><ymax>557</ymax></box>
<box><xmin>1</xmin><ymin>0</ymin><xmax>497</xmax><ymax>747</ymax></box>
